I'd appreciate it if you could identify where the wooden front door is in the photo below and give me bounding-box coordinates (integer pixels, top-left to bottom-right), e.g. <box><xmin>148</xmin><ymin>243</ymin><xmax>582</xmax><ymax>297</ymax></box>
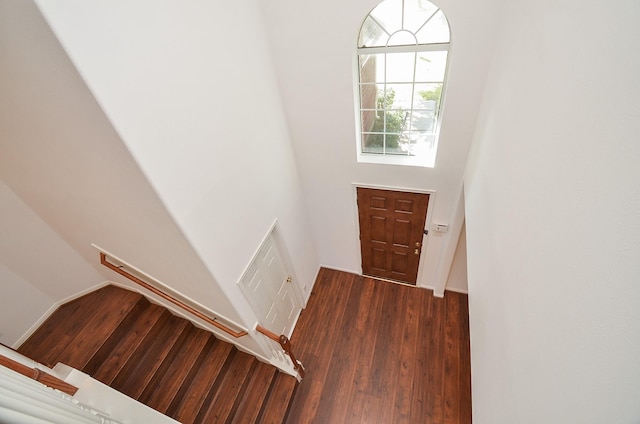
<box><xmin>357</xmin><ymin>187</ymin><xmax>429</xmax><ymax>285</ymax></box>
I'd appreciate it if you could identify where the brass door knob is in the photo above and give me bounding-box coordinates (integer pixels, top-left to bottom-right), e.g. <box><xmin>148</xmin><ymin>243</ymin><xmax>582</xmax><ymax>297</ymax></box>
<box><xmin>414</xmin><ymin>249</ymin><xmax>420</xmax><ymax>255</ymax></box>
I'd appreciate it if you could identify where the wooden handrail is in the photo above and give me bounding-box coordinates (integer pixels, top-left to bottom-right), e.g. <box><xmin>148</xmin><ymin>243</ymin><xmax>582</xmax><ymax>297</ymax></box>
<box><xmin>256</xmin><ymin>325</ymin><xmax>305</xmax><ymax>379</ymax></box>
<box><xmin>100</xmin><ymin>253</ymin><xmax>248</xmax><ymax>338</ymax></box>
<box><xmin>0</xmin><ymin>355</ymin><xmax>78</xmax><ymax>396</ymax></box>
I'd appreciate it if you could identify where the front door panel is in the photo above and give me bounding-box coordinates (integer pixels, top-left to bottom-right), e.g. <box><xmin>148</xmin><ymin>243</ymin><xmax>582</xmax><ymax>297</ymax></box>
<box><xmin>357</xmin><ymin>187</ymin><xmax>429</xmax><ymax>285</ymax></box>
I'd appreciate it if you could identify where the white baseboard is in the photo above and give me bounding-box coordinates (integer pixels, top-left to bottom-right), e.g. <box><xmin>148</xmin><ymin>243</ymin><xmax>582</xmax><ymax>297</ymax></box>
<box><xmin>445</xmin><ymin>286</ymin><xmax>469</xmax><ymax>294</ymax></box>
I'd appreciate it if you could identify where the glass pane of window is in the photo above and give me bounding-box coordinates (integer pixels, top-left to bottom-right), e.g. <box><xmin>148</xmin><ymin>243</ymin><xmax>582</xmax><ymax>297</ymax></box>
<box><xmin>415</xmin><ymin>10</ymin><xmax>450</xmax><ymax>43</ymax></box>
<box><xmin>387</xmin><ymin>30</ymin><xmax>417</xmax><ymax>46</ymax></box>
<box><xmin>385</xmin><ymin>84</ymin><xmax>413</xmax><ymax>109</ymax></box>
<box><xmin>360</xmin><ymin>54</ymin><xmax>385</xmax><ymax>84</ymax></box>
<box><xmin>370</xmin><ymin>0</ymin><xmax>403</xmax><ymax>35</ymax></box>
<box><xmin>361</xmin><ymin>110</ymin><xmax>380</xmax><ymax>133</ymax></box>
<box><xmin>409</xmin><ymin>110</ymin><xmax>437</xmax><ymax>132</ymax></box>
<box><xmin>362</xmin><ymin>133</ymin><xmax>384</xmax><ymax>153</ymax></box>
<box><xmin>403</xmin><ymin>0</ymin><xmax>439</xmax><ymax>33</ymax></box>
<box><xmin>415</xmin><ymin>51</ymin><xmax>448</xmax><ymax>82</ymax></box>
<box><xmin>386</xmin><ymin>52</ymin><xmax>416</xmax><ymax>82</ymax></box>
<box><xmin>414</xmin><ymin>83</ymin><xmax>442</xmax><ymax>109</ymax></box>
<box><xmin>384</xmin><ymin>109</ymin><xmax>407</xmax><ymax>133</ymax></box>
<box><xmin>360</xmin><ymin>84</ymin><xmax>380</xmax><ymax>112</ymax></box>
<box><xmin>359</xmin><ymin>16</ymin><xmax>388</xmax><ymax>47</ymax></box>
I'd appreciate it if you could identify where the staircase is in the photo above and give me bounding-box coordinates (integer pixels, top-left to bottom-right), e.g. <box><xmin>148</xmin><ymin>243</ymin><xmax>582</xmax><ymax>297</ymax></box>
<box><xmin>17</xmin><ymin>285</ymin><xmax>297</xmax><ymax>424</ymax></box>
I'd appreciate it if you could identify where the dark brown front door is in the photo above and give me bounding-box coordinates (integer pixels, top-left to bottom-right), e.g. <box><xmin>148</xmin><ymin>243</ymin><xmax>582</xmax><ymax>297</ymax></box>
<box><xmin>357</xmin><ymin>187</ymin><xmax>429</xmax><ymax>285</ymax></box>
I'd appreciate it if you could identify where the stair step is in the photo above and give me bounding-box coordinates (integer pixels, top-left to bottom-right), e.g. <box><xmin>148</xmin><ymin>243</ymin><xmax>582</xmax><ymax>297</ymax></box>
<box><xmin>110</xmin><ymin>311</ymin><xmax>188</xmax><ymax>399</ymax></box>
<box><xmin>138</xmin><ymin>325</ymin><xmax>211</xmax><ymax>413</ymax></box>
<box><xmin>229</xmin><ymin>360</ymin><xmax>278</xmax><ymax>424</ymax></box>
<box><xmin>18</xmin><ymin>284</ymin><xmax>300</xmax><ymax>424</ymax></box>
<box><xmin>55</xmin><ymin>289</ymin><xmax>142</xmax><ymax>370</ymax></box>
<box><xmin>194</xmin><ymin>349</ymin><xmax>256</xmax><ymax>424</ymax></box>
<box><xmin>18</xmin><ymin>285</ymin><xmax>134</xmax><ymax>367</ymax></box>
<box><xmin>167</xmin><ymin>337</ymin><xmax>234</xmax><ymax>423</ymax></box>
<box><xmin>258</xmin><ymin>371</ymin><xmax>299</xmax><ymax>424</ymax></box>
<box><xmin>88</xmin><ymin>300</ymin><xmax>165</xmax><ymax>385</ymax></box>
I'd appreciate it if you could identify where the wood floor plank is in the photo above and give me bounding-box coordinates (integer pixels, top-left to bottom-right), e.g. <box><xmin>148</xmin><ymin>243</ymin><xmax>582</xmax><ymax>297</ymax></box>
<box><xmin>89</xmin><ymin>301</ymin><xmax>165</xmax><ymax>385</ymax></box>
<box><xmin>18</xmin><ymin>285</ymin><xmax>128</xmax><ymax>367</ymax></box>
<box><xmin>258</xmin><ymin>371</ymin><xmax>298</xmax><ymax>424</ymax></box>
<box><xmin>167</xmin><ymin>338</ymin><xmax>233</xmax><ymax>423</ymax></box>
<box><xmin>55</xmin><ymin>289</ymin><xmax>142</xmax><ymax>370</ymax></box>
<box><xmin>285</xmin><ymin>267</ymin><xmax>471</xmax><ymax>424</ymax></box>
<box><xmin>286</xmin><ymin>269</ymin><xmax>355</xmax><ymax>423</ymax></box>
<box><xmin>110</xmin><ymin>312</ymin><xmax>188</xmax><ymax>400</ymax></box>
<box><xmin>139</xmin><ymin>324</ymin><xmax>211</xmax><ymax>413</ymax></box>
<box><xmin>230</xmin><ymin>360</ymin><xmax>277</xmax><ymax>424</ymax></box>
<box><xmin>194</xmin><ymin>350</ymin><xmax>255</xmax><ymax>423</ymax></box>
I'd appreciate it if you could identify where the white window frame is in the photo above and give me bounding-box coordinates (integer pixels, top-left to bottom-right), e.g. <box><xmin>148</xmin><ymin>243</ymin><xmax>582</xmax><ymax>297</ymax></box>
<box><xmin>354</xmin><ymin>0</ymin><xmax>451</xmax><ymax>168</ymax></box>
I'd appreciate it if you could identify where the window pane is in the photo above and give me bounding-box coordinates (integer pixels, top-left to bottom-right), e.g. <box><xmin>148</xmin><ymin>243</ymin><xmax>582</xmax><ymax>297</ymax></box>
<box><xmin>387</xmin><ymin>30</ymin><xmax>417</xmax><ymax>46</ymax></box>
<box><xmin>385</xmin><ymin>84</ymin><xmax>413</xmax><ymax>109</ymax></box>
<box><xmin>409</xmin><ymin>110</ymin><xmax>437</xmax><ymax>132</ymax></box>
<box><xmin>360</xmin><ymin>83</ymin><xmax>380</xmax><ymax>112</ymax></box>
<box><xmin>370</xmin><ymin>0</ymin><xmax>403</xmax><ymax>35</ymax></box>
<box><xmin>415</xmin><ymin>10</ymin><xmax>450</xmax><ymax>43</ymax></box>
<box><xmin>403</xmin><ymin>0</ymin><xmax>439</xmax><ymax>33</ymax></box>
<box><xmin>384</xmin><ymin>109</ymin><xmax>407</xmax><ymax>133</ymax></box>
<box><xmin>415</xmin><ymin>51</ymin><xmax>447</xmax><ymax>82</ymax></box>
<box><xmin>414</xmin><ymin>83</ymin><xmax>442</xmax><ymax>109</ymax></box>
<box><xmin>359</xmin><ymin>16</ymin><xmax>388</xmax><ymax>47</ymax></box>
<box><xmin>361</xmin><ymin>110</ymin><xmax>380</xmax><ymax>133</ymax></box>
<box><xmin>386</xmin><ymin>52</ymin><xmax>416</xmax><ymax>82</ymax></box>
<box><xmin>362</xmin><ymin>133</ymin><xmax>384</xmax><ymax>153</ymax></box>
<box><xmin>360</xmin><ymin>54</ymin><xmax>385</xmax><ymax>84</ymax></box>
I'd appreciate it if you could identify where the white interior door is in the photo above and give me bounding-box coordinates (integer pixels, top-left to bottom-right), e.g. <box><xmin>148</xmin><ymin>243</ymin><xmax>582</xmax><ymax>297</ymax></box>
<box><xmin>240</xmin><ymin>231</ymin><xmax>301</xmax><ymax>337</ymax></box>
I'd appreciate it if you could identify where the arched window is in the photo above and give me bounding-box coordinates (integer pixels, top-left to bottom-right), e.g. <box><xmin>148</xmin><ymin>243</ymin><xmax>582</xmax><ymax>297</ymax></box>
<box><xmin>356</xmin><ymin>0</ymin><xmax>450</xmax><ymax>167</ymax></box>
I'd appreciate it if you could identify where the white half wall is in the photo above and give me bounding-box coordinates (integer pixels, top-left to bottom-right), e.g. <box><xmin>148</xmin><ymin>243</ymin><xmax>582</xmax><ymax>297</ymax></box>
<box><xmin>259</xmin><ymin>0</ymin><xmax>502</xmax><ymax>292</ymax></box>
<box><xmin>464</xmin><ymin>0</ymin><xmax>640</xmax><ymax>422</ymax></box>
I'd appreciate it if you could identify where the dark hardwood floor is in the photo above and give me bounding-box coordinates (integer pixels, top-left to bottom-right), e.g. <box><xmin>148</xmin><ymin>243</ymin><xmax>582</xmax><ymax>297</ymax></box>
<box><xmin>286</xmin><ymin>268</ymin><xmax>471</xmax><ymax>424</ymax></box>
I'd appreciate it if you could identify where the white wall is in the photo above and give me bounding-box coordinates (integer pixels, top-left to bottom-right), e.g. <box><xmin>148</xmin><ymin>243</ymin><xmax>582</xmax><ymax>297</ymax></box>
<box><xmin>0</xmin><ymin>266</ymin><xmax>53</xmax><ymax>346</ymax></box>
<box><xmin>35</xmin><ymin>0</ymin><xmax>319</xmax><ymax>320</ymax></box>
<box><xmin>464</xmin><ymin>0</ymin><xmax>640</xmax><ymax>422</ymax></box>
<box><xmin>0</xmin><ymin>1</ymin><xmax>248</xmax><ymax>329</ymax></box>
<box><xmin>445</xmin><ymin>221</ymin><xmax>467</xmax><ymax>293</ymax></box>
<box><xmin>259</xmin><ymin>0</ymin><xmax>500</xmax><ymax>293</ymax></box>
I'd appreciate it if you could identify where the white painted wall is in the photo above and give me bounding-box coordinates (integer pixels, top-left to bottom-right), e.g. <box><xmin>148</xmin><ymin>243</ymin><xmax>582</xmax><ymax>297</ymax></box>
<box><xmin>0</xmin><ymin>266</ymin><xmax>54</xmax><ymax>347</ymax></box>
<box><xmin>35</xmin><ymin>0</ymin><xmax>318</xmax><ymax>320</ymax></box>
<box><xmin>444</xmin><ymin>221</ymin><xmax>467</xmax><ymax>293</ymax></box>
<box><xmin>0</xmin><ymin>1</ymin><xmax>253</xmax><ymax>334</ymax></box>
<box><xmin>259</xmin><ymin>0</ymin><xmax>499</xmax><ymax>293</ymax></box>
<box><xmin>464</xmin><ymin>0</ymin><xmax>640</xmax><ymax>422</ymax></box>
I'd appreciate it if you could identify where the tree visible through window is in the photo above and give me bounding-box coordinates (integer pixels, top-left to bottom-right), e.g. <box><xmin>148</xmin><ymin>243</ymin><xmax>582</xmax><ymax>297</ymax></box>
<box><xmin>357</xmin><ymin>0</ymin><xmax>450</xmax><ymax>166</ymax></box>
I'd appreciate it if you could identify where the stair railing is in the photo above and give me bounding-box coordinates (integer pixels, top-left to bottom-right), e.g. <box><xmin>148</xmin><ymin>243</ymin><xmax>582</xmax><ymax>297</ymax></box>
<box><xmin>99</xmin><ymin>252</ymin><xmax>248</xmax><ymax>338</ymax></box>
<box><xmin>255</xmin><ymin>325</ymin><xmax>305</xmax><ymax>380</ymax></box>
<box><xmin>0</xmin><ymin>354</ymin><xmax>78</xmax><ymax>396</ymax></box>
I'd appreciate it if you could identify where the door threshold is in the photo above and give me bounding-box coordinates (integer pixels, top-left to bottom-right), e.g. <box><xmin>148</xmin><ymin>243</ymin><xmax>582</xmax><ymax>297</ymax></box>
<box><xmin>362</xmin><ymin>273</ymin><xmax>417</xmax><ymax>287</ymax></box>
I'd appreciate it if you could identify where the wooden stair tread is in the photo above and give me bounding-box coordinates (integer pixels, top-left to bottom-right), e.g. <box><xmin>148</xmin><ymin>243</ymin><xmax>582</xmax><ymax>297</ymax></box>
<box><xmin>110</xmin><ymin>312</ymin><xmax>188</xmax><ymax>399</ymax></box>
<box><xmin>258</xmin><ymin>372</ymin><xmax>299</xmax><ymax>424</ymax></box>
<box><xmin>54</xmin><ymin>289</ymin><xmax>142</xmax><ymax>370</ymax></box>
<box><xmin>18</xmin><ymin>284</ymin><xmax>300</xmax><ymax>424</ymax></box>
<box><xmin>230</xmin><ymin>360</ymin><xmax>278</xmax><ymax>424</ymax></box>
<box><xmin>88</xmin><ymin>300</ymin><xmax>165</xmax><ymax>385</ymax></box>
<box><xmin>194</xmin><ymin>349</ymin><xmax>256</xmax><ymax>423</ymax></box>
<box><xmin>166</xmin><ymin>337</ymin><xmax>234</xmax><ymax>423</ymax></box>
<box><xmin>18</xmin><ymin>285</ymin><xmax>134</xmax><ymax>366</ymax></box>
<box><xmin>138</xmin><ymin>325</ymin><xmax>211</xmax><ymax>413</ymax></box>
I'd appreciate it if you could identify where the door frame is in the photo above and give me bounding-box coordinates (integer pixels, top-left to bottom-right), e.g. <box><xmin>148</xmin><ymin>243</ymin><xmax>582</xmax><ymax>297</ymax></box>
<box><xmin>352</xmin><ymin>183</ymin><xmax>436</xmax><ymax>287</ymax></box>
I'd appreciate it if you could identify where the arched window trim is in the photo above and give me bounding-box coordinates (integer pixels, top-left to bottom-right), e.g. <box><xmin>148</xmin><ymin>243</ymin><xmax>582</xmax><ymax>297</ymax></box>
<box><xmin>355</xmin><ymin>0</ymin><xmax>451</xmax><ymax>168</ymax></box>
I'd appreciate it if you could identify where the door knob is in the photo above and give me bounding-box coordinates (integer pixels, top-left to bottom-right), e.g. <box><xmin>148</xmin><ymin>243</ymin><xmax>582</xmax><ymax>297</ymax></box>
<box><xmin>414</xmin><ymin>249</ymin><xmax>420</xmax><ymax>255</ymax></box>
<box><xmin>415</xmin><ymin>242</ymin><xmax>421</xmax><ymax>248</ymax></box>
